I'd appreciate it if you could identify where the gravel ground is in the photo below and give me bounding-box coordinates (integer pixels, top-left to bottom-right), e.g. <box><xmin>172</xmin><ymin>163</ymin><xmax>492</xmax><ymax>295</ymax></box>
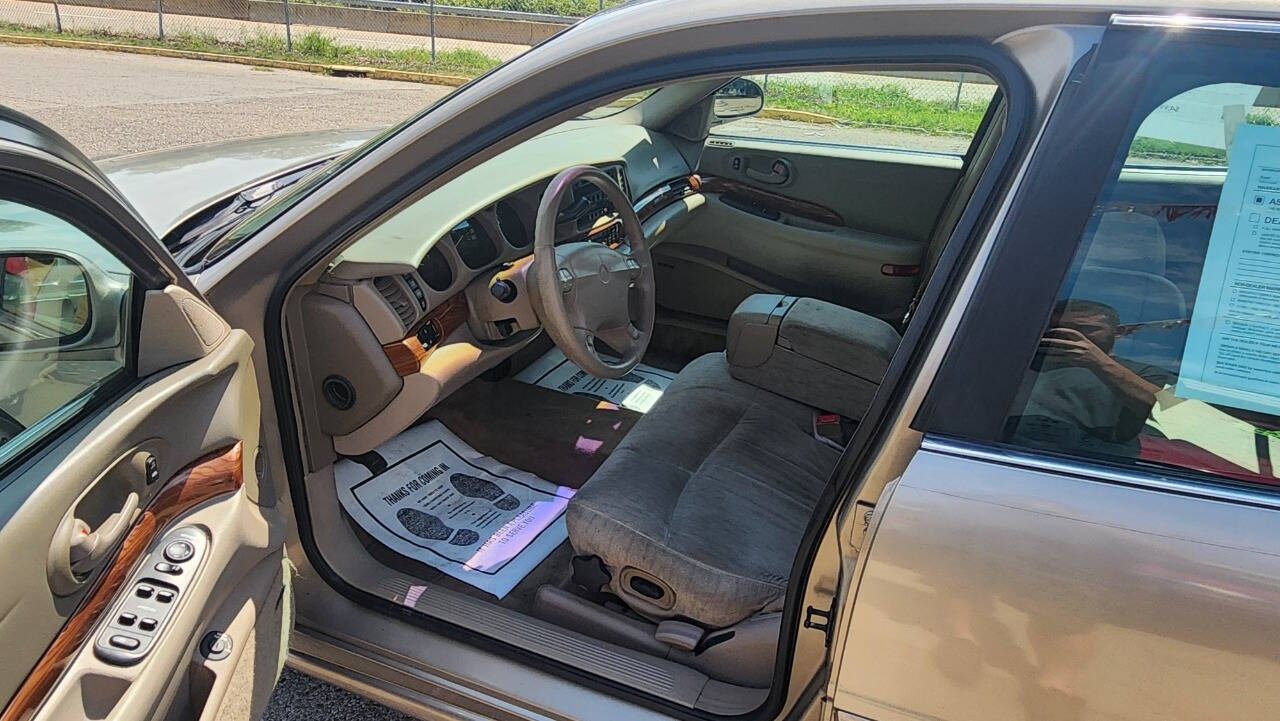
<box><xmin>262</xmin><ymin>669</ymin><xmax>414</xmax><ymax>721</ymax></box>
<box><xmin>0</xmin><ymin>45</ymin><xmax>449</xmax><ymax>159</ymax></box>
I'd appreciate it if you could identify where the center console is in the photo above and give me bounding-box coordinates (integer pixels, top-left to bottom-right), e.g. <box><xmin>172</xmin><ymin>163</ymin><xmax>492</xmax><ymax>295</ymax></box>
<box><xmin>725</xmin><ymin>294</ymin><xmax>901</xmax><ymax>421</ymax></box>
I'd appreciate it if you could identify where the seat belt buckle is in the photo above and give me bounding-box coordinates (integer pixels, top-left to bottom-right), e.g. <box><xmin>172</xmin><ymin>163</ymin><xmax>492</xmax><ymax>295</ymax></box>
<box><xmin>814</xmin><ymin>412</ymin><xmax>851</xmax><ymax>450</ymax></box>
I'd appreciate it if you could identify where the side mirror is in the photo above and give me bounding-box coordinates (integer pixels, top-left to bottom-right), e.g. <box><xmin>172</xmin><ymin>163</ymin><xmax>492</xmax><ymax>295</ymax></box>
<box><xmin>712</xmin><ymin>78</ymin><xmax>765</xmax><ymax>122</ymax></box>
<box><xmin>0</xmin><ymin>253</ymin><xmax>91</xmax><ymax>347</ymax></box>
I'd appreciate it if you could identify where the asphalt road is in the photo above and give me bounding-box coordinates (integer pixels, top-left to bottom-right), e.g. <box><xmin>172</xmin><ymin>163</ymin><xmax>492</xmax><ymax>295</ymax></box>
<box><xmin>0</xmin><ymin>44</ymin><xmax>450</xmax><ymax>159</ymax></box>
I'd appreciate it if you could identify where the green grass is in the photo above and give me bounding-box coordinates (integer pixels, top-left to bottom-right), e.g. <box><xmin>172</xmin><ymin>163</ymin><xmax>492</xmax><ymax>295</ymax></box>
<box><xmin>0</xmin><ymin>23</ymin><xmax>502</xmax><ymax>76</ymax></box>
<box><xmin>761</xmin><ymin>78</ymin><xmax>989</xmax><ymax>136</ymax></box>
<box><xmin>1128</xmin><ymin>136</ymin><xmax>1226</xmax><ymax>165</ymax></box>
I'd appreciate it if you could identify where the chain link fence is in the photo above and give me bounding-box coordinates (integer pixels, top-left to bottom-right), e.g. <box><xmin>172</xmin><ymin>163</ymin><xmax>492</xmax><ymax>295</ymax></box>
<box><xmin>0</xmin><ymin>0</ymin><xmax>603</xmax><ymax>73</ymax></box>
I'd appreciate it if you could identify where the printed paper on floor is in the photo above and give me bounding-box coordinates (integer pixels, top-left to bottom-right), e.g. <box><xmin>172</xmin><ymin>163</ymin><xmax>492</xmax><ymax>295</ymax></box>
<box><xmin>334</xmin><ymin>421</ymin><xmax>573</xmax><ymax>598</ymax></box>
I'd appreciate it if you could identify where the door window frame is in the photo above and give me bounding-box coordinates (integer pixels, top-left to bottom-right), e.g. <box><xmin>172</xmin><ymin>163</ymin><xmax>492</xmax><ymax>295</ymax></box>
<box><xmin>917</xmin><ymin>15</ymin><xmax>1280</xmax><ymax>496</ymax></box>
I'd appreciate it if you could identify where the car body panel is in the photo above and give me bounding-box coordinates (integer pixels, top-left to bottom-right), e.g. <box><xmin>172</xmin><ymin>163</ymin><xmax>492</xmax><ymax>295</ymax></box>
<box><xmin>836</xmin><ymin>441</ymin><xmax>1280</xmax><ymax>721</ymax></box>
<box><xmin>99</xmin><ymin>129</ymin><xmax>377</xmax><ymax>240</ymax></box>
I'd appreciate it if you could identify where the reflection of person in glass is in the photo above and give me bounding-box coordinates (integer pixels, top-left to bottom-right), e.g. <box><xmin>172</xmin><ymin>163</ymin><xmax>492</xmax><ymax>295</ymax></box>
<box><xmin>1008</xmin><ymin>299</ymin><xmax>1175</xmax><ymax>456</ymax></box>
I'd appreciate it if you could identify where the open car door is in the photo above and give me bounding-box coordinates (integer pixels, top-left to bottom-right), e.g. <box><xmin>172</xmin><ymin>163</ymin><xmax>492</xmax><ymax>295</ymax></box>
<box><xmin>0</xmin><ymin>109</ymin><xmax>287</xmax><ymax>721</ymax></box>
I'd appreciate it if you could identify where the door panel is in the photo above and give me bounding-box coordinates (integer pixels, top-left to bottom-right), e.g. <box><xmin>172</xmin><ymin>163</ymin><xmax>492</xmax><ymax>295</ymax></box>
<box><xmin>700</xmin><ymin>139</ymin><xmax>962</xmax><ymax>243</ymax></box>
<box><xmin>0</xmin><ymin>291</ymin><xmax>281</xmax><ymax>721</ymax></box>
<box><xmin>654</xmin><ymin>139</ymin><xmax>961</xmax><ymax>337</ymax></box>
<box><xmin>834</xmin><ymin>443</ymin><xmax>1280</xmax><ymax>721</ymax></box>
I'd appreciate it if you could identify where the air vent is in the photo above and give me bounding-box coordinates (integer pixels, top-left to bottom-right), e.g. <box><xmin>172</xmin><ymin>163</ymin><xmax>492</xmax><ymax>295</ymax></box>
<box><xmin>707</xmin><ymin>138</ymin><xmax>734</xmax><ymax>148</ymax></box>
<box><xmin>373</xmin><ymin>276</ymin><xmax>416</xmax><ymax>328</ymax></box>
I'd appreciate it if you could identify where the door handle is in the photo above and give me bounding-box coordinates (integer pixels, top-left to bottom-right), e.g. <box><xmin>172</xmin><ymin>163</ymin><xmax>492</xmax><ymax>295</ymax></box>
<box><xmin>744</xmin><ymin>159</ymin><xmax>791</xmax><ymax>185</ymax></box>
<box><xmin>68</xmin><ymin>492</ymin><xmax>139</xmax><ymax>574</ymax></box>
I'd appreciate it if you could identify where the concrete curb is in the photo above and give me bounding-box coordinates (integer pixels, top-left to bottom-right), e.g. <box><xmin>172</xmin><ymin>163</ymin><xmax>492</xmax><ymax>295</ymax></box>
<box><xmin>0</xmin><ymin>33</ymin><xmax>472</xmax><ymax>87</ymax></box>
<box><xmin>758</xmin><ymin>107</ymin><xmax>838</xmax><ymax>125</ymax></box>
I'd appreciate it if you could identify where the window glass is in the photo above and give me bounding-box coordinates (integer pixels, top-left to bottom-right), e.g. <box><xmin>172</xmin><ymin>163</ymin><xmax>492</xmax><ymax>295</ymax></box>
<box><xmin>0</xmin><ymin>199</ymin><xmax>132</xmax><ymax>454</ymax></box>
<box><xmin>1003</xmin><ymin>82</ymin><xmax>1280</xmax><ymax>488</ymax></box>
<box><xmin>710</xmin><ymin>71</ymin><xmax>998</xmax><ymax>155</ymax></box>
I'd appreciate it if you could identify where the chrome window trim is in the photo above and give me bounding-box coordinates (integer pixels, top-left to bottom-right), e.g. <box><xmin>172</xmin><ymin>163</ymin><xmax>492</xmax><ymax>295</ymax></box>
<box><xmin>1111</xmin><ymin>13</ymin><xmax>1280</xmax><ymax>34</ymax></box>
<box><xmin>920</xmin><ymin>434</ymin><xmax>1280</xmax><ymax>512</ymax></box>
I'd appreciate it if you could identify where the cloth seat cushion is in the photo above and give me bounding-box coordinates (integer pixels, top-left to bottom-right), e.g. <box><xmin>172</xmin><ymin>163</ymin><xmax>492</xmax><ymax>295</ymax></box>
<box><xmin>566</xmin><ymin>352</ymin><xmax>840</xmax><ymax>629</ymax></box>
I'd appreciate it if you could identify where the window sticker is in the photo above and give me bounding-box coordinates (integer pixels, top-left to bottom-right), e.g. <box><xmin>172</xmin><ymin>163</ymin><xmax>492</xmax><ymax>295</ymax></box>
<box><xmin>1177</xmin><ymin>124</ymin><xmax>1280</xmax><ymax>413</ymax></box>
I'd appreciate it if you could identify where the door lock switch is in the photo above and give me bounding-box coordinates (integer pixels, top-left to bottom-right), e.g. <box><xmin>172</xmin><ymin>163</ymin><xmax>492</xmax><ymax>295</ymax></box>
<box><xmin>108</xmin><ymin>635</ymin><xmax>140</xmax><ymax>651</ymax></box>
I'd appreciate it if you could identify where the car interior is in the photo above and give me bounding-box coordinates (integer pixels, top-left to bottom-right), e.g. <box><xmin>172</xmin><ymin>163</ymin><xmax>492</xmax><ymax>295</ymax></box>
<box><xmin>278</xmin><ymin>68</ymin><xmax>1013</xmax><ymax>712</ymax></box>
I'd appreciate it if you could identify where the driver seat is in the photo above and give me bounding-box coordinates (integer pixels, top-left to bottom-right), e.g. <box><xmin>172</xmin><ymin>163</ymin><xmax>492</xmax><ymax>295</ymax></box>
<box><xmin>565</xmin><ymin>352</ymin><xmax>839</xmax><ymax>629</ymax></box>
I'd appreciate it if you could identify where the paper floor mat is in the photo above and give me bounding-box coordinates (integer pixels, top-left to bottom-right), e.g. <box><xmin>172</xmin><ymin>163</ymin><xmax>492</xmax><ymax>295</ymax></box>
<box><xmin>513</xmin><ymin>347</ymin><xmax>676</xmax><ymax>413</ymax></box>
<box><xmin>334</xmin><ymin>421</ymin><xmax>573</xmax><ymax>599</ymax></box>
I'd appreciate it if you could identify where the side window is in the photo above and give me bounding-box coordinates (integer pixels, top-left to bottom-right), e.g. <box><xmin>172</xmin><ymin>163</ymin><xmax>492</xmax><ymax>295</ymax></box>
<box><xmin>1002</xmin><ymin>81</ymin><xmax>1280</xmax><ymax>488</ymax></box>
<box><xmin>709</xmin><ymin>70</ymin><xmax>999</xmax><ymax>155</ymax></box>
<box><xmin>0</xmin><ymin>198</ymin><xmax>133</xmax><ymax>456</ymax></box>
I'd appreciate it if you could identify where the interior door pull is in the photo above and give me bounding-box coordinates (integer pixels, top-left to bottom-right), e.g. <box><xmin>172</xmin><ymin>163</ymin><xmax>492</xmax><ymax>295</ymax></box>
<box><xmin>745</xmin><ymin>159</ymin><xmax>791</xmax><ymax>185</ymax></box>
<box><xmin>69</xmin><ymin>492</ymin><xmax>140</xmax><ymax>574</ymax></box>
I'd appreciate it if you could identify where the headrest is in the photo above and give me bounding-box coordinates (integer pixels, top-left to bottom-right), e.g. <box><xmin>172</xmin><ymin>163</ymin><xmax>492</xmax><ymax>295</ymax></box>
<box><xmin>1082</xmin><ymin>211</ymin><xmax>1168</xmax><ymax>276</ymax></box>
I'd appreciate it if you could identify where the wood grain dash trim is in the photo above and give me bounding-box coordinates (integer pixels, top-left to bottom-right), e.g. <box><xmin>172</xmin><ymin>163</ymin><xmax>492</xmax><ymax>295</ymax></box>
<box><xmin>1</xmin><ymin>443</ymin><xmax>244</xmax><ymax>721</ymax></box>
<box><xmin>382</xmin><ymin>294</ymin><xmax>469</xmax><ymax>377</ymax></box>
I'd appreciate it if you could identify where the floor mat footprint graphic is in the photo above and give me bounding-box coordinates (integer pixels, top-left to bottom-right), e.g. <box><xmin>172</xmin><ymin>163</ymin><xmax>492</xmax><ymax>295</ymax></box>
<box><xmin>450</xmin><ymin>473</ymin><xmax>521</xmax><ymax>510</ymax></box>
<box><xmin>396</xmin><ymin>507</ymin><xmax>480</xmax><ymax>546</ymax></box>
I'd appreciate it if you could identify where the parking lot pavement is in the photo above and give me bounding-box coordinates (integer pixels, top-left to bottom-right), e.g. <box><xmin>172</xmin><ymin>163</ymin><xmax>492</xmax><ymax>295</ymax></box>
<box><xmin>0</xmin><ymin>44</ymin><xmax>450</xmax><ymax>158</ymax></box>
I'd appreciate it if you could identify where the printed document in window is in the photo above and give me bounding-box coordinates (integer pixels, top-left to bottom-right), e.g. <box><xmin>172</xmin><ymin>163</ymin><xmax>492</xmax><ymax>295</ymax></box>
<box><xmin>1178</xmin><ymin>124</ymin><xmax>1280</xmax><ymax>414</ymax></box>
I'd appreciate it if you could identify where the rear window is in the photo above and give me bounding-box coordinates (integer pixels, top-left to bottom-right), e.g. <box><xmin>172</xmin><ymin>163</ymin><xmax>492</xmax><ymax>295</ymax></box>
<box><xmin>1002</xmin><ymin>81</ymin><xmax>1280</xmax><ymax>489</ymax></box>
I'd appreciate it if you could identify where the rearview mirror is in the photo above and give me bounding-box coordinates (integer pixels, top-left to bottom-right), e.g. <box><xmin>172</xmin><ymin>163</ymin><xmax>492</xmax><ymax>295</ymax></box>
<box><xmin>713</xmin><ymin>78</ymin><xmax>765</xmax><ymax>121</ymax></box>
<box><xmin>0</xmin><ymin>253</ymin><xmax>91</xmax><ymax>346</ymax></box>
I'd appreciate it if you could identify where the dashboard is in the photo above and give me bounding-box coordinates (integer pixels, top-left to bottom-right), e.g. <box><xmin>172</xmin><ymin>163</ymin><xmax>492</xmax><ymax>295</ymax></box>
<box><xmin>412</xmin><ymin>162</ymin><xmax>631</xmax><ymax>296</ymax></box>
<box><xmin>301</xmin><ymin>123</ymin><xmax>702</xmax><ymax>458</ymax></box>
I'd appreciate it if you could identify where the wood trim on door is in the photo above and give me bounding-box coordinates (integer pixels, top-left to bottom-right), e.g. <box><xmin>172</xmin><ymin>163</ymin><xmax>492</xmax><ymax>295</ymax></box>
<box><xmin>1</xmin><ymin>443</ymin><xmax>244</xmax><ymax>721</ymax></box>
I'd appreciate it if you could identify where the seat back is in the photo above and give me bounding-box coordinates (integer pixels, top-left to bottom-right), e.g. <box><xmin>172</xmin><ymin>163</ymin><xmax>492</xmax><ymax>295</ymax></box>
<box><xmin>1063</xmin><ymin>211</ymin><xmax>1187</xmax><ymax>371</ymax></box>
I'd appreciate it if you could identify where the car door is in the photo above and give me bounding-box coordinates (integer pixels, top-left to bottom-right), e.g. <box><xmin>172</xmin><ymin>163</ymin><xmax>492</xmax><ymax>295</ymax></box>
<box><xmin>653</xmin><ymin>71</ymin><xmax>1002</xmax><ymax>352</ymax></box>
<box><xmin>827</xmin><ymin>15</ymin><xmax>1280</xmax><ymax>721</ymax></box>
<box><xmin>0</xmin><ymin>110</ymin><xmax>287</xmax><ymax>721</ymax></box>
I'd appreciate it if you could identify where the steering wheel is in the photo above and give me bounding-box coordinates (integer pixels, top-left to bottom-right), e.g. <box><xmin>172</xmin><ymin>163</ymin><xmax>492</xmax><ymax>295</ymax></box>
<box><xmin>530</xmin><ymin>165</ymin><xmax>655</xmax><ymax>379</ymax></box>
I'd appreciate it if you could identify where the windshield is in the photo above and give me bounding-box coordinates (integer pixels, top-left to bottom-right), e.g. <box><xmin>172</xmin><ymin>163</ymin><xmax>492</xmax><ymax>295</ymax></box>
<box><xmin>208</xmin><ymin>85</ymin><xmax>659</xmax><ymax>266</ymax></box>
<box><xmin>576</xmin><ymin>89</ymin><xmax>658</xmax><ymax>119</ymax></box>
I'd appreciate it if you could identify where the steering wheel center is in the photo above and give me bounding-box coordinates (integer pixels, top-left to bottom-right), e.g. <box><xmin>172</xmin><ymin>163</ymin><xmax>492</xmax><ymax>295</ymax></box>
<box><xmin>528</xmin><ymin>166</ymin><xmax>655</xmax><ymax>379</ymax></box>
